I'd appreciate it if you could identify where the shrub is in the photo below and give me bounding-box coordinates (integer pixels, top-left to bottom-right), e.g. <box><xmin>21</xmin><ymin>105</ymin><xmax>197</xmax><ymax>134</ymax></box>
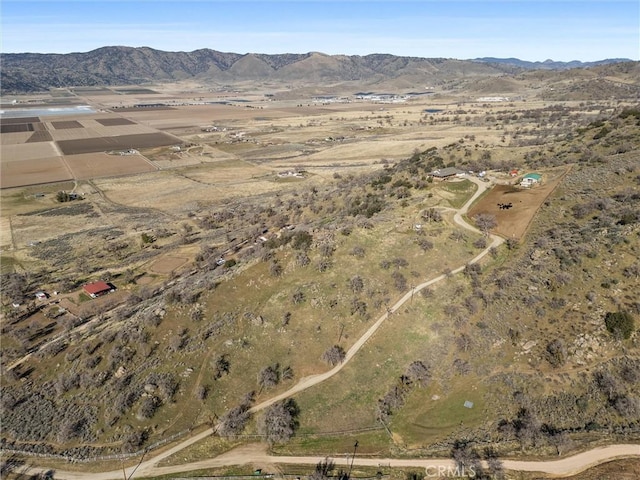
<box><xmin>545</xmin><ymin>339</ymin><xmax>567</xmax><ymax>367</ymax></box>
<box><xmin>604</xmin><ymin>311</ymin><xmax>635</xmax><ymax>339</ymax></box>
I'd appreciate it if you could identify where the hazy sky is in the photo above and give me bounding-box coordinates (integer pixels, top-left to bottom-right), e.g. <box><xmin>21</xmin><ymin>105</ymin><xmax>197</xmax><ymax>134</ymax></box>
<box><xmin>2</xmin><ymin>1</ymin><xmax>638</xmax><ymax>61</ymax></box>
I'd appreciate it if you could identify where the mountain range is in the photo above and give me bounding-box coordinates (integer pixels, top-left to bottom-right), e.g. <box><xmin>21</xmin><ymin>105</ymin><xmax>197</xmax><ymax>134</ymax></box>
<box><xmin>0</xmin><ymin>46</ymin><xmax>636</xmax><ymax>94</ymax></box>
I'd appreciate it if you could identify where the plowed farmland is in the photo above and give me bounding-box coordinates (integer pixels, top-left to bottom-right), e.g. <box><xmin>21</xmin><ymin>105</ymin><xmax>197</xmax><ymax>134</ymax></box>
<box><xmin>57</xmin><ymin>132</ymin><xmax>179</xmax><ymax>155</ymax></box>
<box><xmin>0</xmin><ymin>157</ymin><xmax>72</xmax><ymax>189</ymax></box>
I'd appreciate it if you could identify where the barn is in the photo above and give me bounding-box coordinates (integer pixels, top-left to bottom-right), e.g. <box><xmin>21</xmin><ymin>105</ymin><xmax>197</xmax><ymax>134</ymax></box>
<box><xmin>83</xmin><ymin>281</ymin><xmax>114</xmax><ymax>298</ymax></box>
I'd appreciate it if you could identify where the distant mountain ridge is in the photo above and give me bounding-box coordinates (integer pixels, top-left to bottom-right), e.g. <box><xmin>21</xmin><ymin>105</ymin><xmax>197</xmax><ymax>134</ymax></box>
<box><xmin>0</xmin><ymin>46</ymin><xmax>635</xmax><ymax>94</ymax></box>
<box><xmin>472</xmin><ymin>57</ymin><xmax>634</xmax><ymax>70</ymax></box>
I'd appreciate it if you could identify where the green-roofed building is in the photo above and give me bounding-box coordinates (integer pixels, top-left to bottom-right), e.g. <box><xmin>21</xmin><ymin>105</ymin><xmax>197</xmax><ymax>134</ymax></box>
<box><xmin>521</xmin><ymin>173</ymin><xmax>542</xmax><ymax>187</ymax></box>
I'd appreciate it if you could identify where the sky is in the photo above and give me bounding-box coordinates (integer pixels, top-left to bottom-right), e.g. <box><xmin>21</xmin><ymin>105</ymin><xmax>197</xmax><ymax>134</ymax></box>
<box><xmin>1</xmin><ymin>1</ymin><xmax>639</xmax><ymax>61</ymax></box>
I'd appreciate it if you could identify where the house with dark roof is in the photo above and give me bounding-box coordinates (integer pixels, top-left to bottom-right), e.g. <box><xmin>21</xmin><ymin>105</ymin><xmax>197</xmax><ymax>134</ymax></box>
<box><xmin>430</xmin><ymin>167</ymin><xmax>466</xmax><ymax>181</ymax></box>
<box><xmin>83</xmin><ymin>281</ymin><xmax>114</xmax><ymax>298</ymax></box>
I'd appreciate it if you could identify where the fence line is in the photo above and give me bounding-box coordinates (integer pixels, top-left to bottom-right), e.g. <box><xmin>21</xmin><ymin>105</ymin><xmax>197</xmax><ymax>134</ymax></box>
<box><xmin>0</xmin><ymin>427</ymin><xmax>192</xmax><ymax>464</ymax></box>
<box><xmin>0</xmin><ymin>426</ymin><xmax>384</xmax><ymax>464</ymax></box>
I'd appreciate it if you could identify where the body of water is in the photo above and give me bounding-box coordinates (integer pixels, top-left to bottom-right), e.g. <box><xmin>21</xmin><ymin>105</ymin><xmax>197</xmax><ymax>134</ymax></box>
<box><xmin>0</xmin><ymin>105</ymin><xmax>96</xmax><ymax>118</ymax></box>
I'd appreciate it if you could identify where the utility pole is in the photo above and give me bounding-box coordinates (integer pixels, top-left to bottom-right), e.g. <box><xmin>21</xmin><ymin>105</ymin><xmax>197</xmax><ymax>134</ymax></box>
<box><xmin>348</xmin><ymin>440</ymin><xmax>359</xmax><ymax>478</ymax></box>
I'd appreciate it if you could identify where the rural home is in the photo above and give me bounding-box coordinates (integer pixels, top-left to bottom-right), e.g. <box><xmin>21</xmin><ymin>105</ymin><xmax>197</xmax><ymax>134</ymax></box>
<box><xmin>431</xmin><ymin>167</ymin><xmax>466</xmax><ymax>181</ymax></box>
<box><xmin>83</xmin><ymin>281</ymin><xmax>114</xmax><ymax>298</ymax></box>
<box><xmin>520</xmin><ymin>173</ymin><xmax>542</xmax><ymax>187</ymax></box>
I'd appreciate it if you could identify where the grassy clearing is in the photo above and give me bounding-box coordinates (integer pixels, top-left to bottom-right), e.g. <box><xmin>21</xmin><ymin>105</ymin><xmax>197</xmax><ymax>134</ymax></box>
<box><xmin>0</xmin><ymin>253</ymin><xmax>19</xmax><ymax>274</ymax></box>
<box><xmin>390</xmin><ymin>377</ymin><xmax>489</xmax><ymax>447</ymax></box>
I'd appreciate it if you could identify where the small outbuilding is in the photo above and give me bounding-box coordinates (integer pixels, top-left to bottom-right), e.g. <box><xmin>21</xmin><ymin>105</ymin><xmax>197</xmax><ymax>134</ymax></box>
<box><xmin>83</xmin><ymin>281</ymin><xmax>114</xmax><ymax>298</ymax></box>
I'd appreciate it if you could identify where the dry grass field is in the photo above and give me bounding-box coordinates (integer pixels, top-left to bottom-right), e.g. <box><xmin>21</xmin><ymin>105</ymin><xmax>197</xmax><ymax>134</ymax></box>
<box><xmin>64</xmin><ymin>152</ymin><xmax>157</xmax><ymax>179</ymax></box>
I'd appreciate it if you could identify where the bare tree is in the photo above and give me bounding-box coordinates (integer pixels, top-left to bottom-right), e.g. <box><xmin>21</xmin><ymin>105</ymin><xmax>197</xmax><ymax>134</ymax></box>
<box><xmin>257</xmin><ymin>365</ymin><xmax>280</xmax><ymax>389</ymax></box>
<box><xmin>269</xmin><ymin>259</ymin><xmax>283</xmax><ymax>277</ymax></box>
<box><xmin>417</xmin><ymin>238</ymin><xmax>434</xmax><ymax>251</ymax></box>
<box><xmin>405</xmin><ymin>360</ymin><xmax>431</xmax><ymax>387</ymax></box>
<box><xmin>474</xmin><ymin>213</ymin><xmax>497</xmax><ymax>235</ymax></box>
<box><xmin>258</xmin><ymin>398</ymin><xmax>299</xmax><ymax>444</ymax></box>
<box><xmin>310</xmin><ymin>458</ymin><xmax>336</xmax><ymax>480</ymax></box>
<box><xmin>322</xmin><ymin>345</ymin><xmax>346</xmax><ymax>366</ymax></box>
<box><xmin>216</xmin><ymin>393</ymin><xmax>254</xmax><ymax>438</ymax></box>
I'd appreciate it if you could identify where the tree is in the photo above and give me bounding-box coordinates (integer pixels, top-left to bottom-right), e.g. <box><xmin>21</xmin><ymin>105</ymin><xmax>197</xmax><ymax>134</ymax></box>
<box><xmin>422</xmin><ymin>208</ymin><xmax>442</xmax><ymax>222</ymax></box>
<box><xmin>451</xmin><ymin>440</ymin><xmax>479</xmax><ymax>472</ymax></box>
<box><xmin>216</xmin><ymin>395</ymin><xmax>254</xmax><ymax>438</ymax></box>
<box><xmin>137</xmin><ymin>395</ymin><xmax>160</xmax><ymax>420</ymax></box>
<box><xmin>213</xmin><ymin>354</ymin><xmax>230</xmax><ymax>379</ymax></box>
<box><xmin>310</xmin><ymin>458</ymin><xmax>336</xmax><ymax>480</ymax></box>
<box><xmin>257</xmin><ymin>365</ymin><xmax>279</xmax><ymax>389</ymax></box>
<box><xmin>322</xmin><ymin>345</ymin><xmax>346</xmax><ymax>366</ymax></box>
<box><xmin>56</xmin><ymin>191</ymin><xmax>70</xmax><ymax>202</ymax></box>
<box><xmin>483</xmin><ymin>447</ymin><xmax>505</xmax><ymax>479</ymax></box>
<box><xmin>474</xmin><ymin>213</ymin><xmax>497</xmax><ymax>235</ymax></box>
<box><xmin>269</xmin><ymin>259</ymin><xmax>283</xmax><ymax>277</ymax></box>
<box><xmin>196</xmin><ymin>385</ymin><xmax>209</xmax><ymax>401</ymax></box>
<box><xmin>319</xmin><ymin>242</ymin><xmax>336</xmax><ymax>258</ymax></box>
<box><xmin>258</xmin><ymin>398</ymin><xmax>299</xmax><ymax>444</ymax></box>
<box><xmin>405</xmin><ymin>360</ymin><xmax>431</xmax><ymax>387</ymax></box>
<box><xmin>350</xmin><ymin>298</ymin><xmax>367</xmax><ymax>317</ymax></box>
<box><xmin>1</xmin><ymin>273</ymin><xmax>28</xmax><ymax>304</ymax></box>
<box><xmin>292</xmin><ymin>289</ymin><xmax>305</xmax><ymax>304</ymax></box>
<box><xmin>604</xmin><ymin>311</ymin><xmax>635</xmax><ymax>339</ymax></box>
<box><xmin>417</xmin><ymin>238</ymin><xmax>434</xmax><ymax>251</ymax></box>
<box><xmin>473</xmin><ymin>237</ymin><xmax>487</xmax><ymax>249</ymax></box>
<box><xmin>292</xmin><ymin>231</ymin><xmax>313</xmax><ymax>250</ymax></box>
<box><xmin>316</xmin><ymin>258</ymin><xmax>332</xmax><ymax>272</ymax></box>
<box><xmin>391</xmin><ymin>271</ymin><xmax>407</xmax><ymax>291</ymax></box>
<box><xmin>121</xmin><ymin>429</ymin><xmax>148</xmax><ymax>453</ymax></box>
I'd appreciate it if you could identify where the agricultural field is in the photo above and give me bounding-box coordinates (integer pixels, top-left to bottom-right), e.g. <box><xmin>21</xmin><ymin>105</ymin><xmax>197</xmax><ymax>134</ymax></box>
<box><xmin>1</xmin><ymin>80</ymin><xmax>639</xmax><ymax>479</ymax></box>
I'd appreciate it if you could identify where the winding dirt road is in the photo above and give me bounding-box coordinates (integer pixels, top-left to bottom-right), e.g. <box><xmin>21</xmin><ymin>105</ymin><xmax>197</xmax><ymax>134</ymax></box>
<box><xmin>13</xmin><ymin>177</ymin><xmax>638</xmax><ymax>479</ymax></box>
<box><xmin>18</xmin><ymin>442</ymin><xmax>640</xmax><ymax>479</ymax></box>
